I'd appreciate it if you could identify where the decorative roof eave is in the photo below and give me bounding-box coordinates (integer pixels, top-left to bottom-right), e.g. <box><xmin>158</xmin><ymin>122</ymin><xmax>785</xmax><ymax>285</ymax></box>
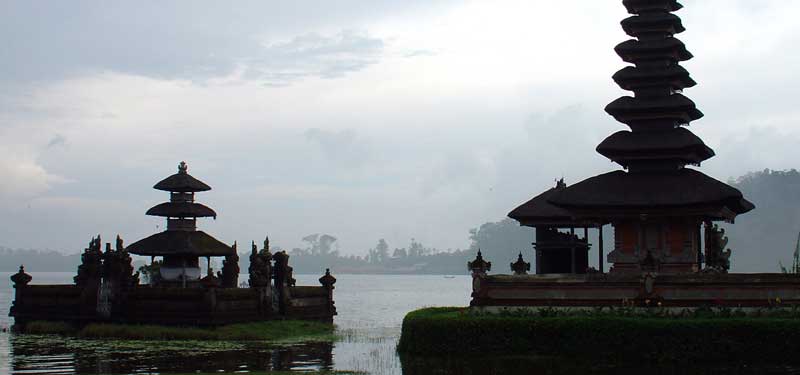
<box><xmin>508</xmin><ymin>182</ymin><xmax>611</xmax><ymax>228</ymax></box>
<box><xmin>612</xmin><ymin>65</ymin><xmax>696</xmax><ymax>91</ymax></box>
<box><xmin>596</xmin><ymin>128</ymin><xmax>715</xmax><ymax>165</ymax></box>
<box><xmin>514</xmin><ymin>217</ymin><xmax>607</xmax><ymax>228</ymax></box>
<box><xmin>547</xmin><ymin>170</ymin><xmax>754</xmax><ymax>216</ymax></box>
<box><xmin>615</xmin><ymin>38</ymin><xmax>692</xmax><ymax>63</ymax></box>
<box><xmin>605</xmin><ymin>94</ymin><xmax>703</xmax><ymax>124</ymax></box>
<box><xmin>153</xmin><ymin>162</ymin><xmax>212</xmax><ymax>192</ymax></box>
<box><xmin>126</xmin><ymin>230</ymin><xmax>234</xmax><ymax>256</ymax></box>
<box><xmin>621</xmin><ymin>13</ymin><xmax>685</xmax><ymax>37</ymax></box>
<box><xmin>145</xmin><ymin>202</ymin><xmax>217</xmax><ymax>218</ymax></box>
<box><xmin>623</xmin><ymin>0</ymin><xmax>682</xmax><ymax>14</ymax></box>
<box><xmin>551</xmin><ymin>205</ymin><xmax>740</xmax><ymax>223</ymax></box>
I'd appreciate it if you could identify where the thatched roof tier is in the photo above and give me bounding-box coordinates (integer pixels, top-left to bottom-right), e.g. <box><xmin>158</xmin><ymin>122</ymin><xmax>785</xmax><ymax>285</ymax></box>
<box><xmin>596</xmin><ymin>128</ymin><xmax>714</xmax><ymax>167</ymax></box>
<box><xmin>615</xmin><ymin>38</ymin><xmax>691</xmax><ymax>64</ymax></box>
<box><xmin>153</xmin><ymin>162</ymin><xmax>211</xmax><ymax>192</ymax></box>
<box><xmin>146</xmin><ymin>202</ymin><xmax>217</xmax><ymax>218</ymax></box>
<box><xmin>126</xmin><ymin>230</ymin><xmax>234</xmax><ymax>257</ymax></box>
<box><xmin>621</xmin><ymin>13</ymin><xmax>684</xmax><ymax>37</ymax></box>
<box><xmin>548</xmin><ymin>169</ymin><xmax>754</xmax><ymax>216</ymax></box>
<box><xmin>623</xmin><ymin>0</ymin><xmax>682</xmax><ymax>14</ymax></box>
<box><xmin>605</xmin><ymin>94</ymin><xmax>703</xmax><ymax>126</ymax></box>
<box><xmin>508</xmin><ymin>181</ymin><xmax>603</xmax><ymax>227</ymax></box>
<box><xmin>613</xmin><ymin>65</ymin><xmax>695</xmax><ymax>91</ymax></box>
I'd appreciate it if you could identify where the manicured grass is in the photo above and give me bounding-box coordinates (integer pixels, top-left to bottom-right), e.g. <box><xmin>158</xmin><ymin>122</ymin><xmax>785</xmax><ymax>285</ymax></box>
<box><xmin>398</xmin><ymin>307</ymin><xmax>800</xmax><ymax>364</ymax></box>
<box><xmin>23</xmin><ymin>320</ymin><xmax>334</xmax><ymax>342</ymax></box>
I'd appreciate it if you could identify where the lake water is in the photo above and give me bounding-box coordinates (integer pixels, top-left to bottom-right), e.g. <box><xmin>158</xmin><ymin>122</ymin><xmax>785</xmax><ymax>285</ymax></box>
<box><xmin>2</xmin><ymin>272</ymin><xmax>799</xmax><ymax>374</ymax></box>
<box><xmin>0</xmin><ymin>272</ymin><xmax>474</xmax><ymax>374</ymax></box>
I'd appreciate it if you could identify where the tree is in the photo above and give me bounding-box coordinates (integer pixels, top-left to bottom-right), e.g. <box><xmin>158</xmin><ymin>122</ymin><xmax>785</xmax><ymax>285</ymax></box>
<box><xmin>302</xmin><ymin>233</ymin><xmax>338</xmax><ymax>256</ymax></box>
<box><xmin>469</xmin><ymin>218</ymin><xmax>534</xmax><ymax>263</ymax></box>
<box><xmin>393</xmin><ymin>247</ymin><xmax>408</xmax><ymax>258</ymax></box>
<box><xmin>725</xmin><ymin>169</ymin><xmax>800</xmax><ymax>272</ymax></box>
<box><xmin>408</xmin><ymin>239</ymin><xmax>425</xmax><ymax>258</ymax></box>
<box><xmin>375</xmin><ymin>239</ymin><xmax>390</xmax><ymax>262</ymax></box>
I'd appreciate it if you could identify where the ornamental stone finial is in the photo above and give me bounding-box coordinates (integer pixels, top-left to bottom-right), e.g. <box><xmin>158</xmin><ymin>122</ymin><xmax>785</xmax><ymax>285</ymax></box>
<box><xmin>11</xmin><ymin>265</ymin><xmax>32</xmax><ymax>287</ymax></box>
<box><xmin>178</xmin><ymin>161</ymin><xmax>188</xmax><ymax>173</ymax></box>
<box><xmin>511</xmin><ymin>252</ymin><xmax>531</xmax><ymax>275</ymax></box>
<box><xmin>319</xmin><ymin>268</ymin><xmax>336</xmax><ymax>288</ymax></box>
<box><xmin>468</xmin><ymin>249</ymin><xmax>492</xmax><ymax>275</ymax></box>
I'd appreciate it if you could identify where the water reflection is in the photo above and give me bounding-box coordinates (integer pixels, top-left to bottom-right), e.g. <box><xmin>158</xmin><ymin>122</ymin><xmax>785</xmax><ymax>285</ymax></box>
<box><xmin>9</xmin><ymin>331</ymin><xmax>800</xmax><ymax>375</ymax></box>
<box><xmin>10</xmin><ymin>334</ymin><xmax>332</xmax><ymax>374</ymax></box>
<box><xmin>7</xmin><ymin>274</ymin><xmax>800</xmax><ymax>374</ymax></box>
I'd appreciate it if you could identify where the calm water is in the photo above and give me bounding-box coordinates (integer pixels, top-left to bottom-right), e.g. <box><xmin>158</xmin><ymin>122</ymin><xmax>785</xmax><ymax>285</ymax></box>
<box><xmin>2</xmin><ymin>273</ymin><xmax>799</xmax><ymax>375</ymax></box>
<box><xmin>0</xmin><ymin>272</ymin><xmax>473</xmax><ymax>374</ymax></box>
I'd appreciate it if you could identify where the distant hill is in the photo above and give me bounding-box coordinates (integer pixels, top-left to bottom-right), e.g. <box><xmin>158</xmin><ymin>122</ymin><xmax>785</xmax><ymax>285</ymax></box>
<box><xmin>2</xmin><ymin>169</ymin><xmax>797</xmax><ymax>275</ymax></box>
<box><xmin>724</xmin><ymin>169</ymin><xmax>800</xmax><ymax>272</ymax></box>
<box><xmin>0</xmin><ymin>247</ymin><xmax>82</xmax><ymax>272</ymax></box>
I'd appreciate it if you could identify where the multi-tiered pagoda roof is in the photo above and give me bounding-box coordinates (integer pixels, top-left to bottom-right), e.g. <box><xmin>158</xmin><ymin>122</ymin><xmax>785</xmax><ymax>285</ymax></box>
<box><xmin>127</xmin><ymin>162</ymin><xmax>233</xmax><ymax>257</ymax></box>
<box><xmin>512</xmin><ymin>0</ymin><xmax>753</xmax><ymax>224</ymax></box>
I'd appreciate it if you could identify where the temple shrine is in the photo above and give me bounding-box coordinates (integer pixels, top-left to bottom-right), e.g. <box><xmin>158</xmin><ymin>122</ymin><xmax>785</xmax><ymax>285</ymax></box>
<box><xmin>9</xmin><ymin>162</ymin><xmax>337</xmax><ymax>328</ymax></box>
<box><xmin>470</xmin><ymin>0</ymin><xmax>800</xmax><ymax>309</ymax></box>
<box><xmin>510</xmin><ymin>0</ymin><xmax>753</xmax><ymax>276</ymax></box>
<box><xmin>126</xmin><ymin>162</ymin><xmax>235</xmax><ymax>286</ymax></box>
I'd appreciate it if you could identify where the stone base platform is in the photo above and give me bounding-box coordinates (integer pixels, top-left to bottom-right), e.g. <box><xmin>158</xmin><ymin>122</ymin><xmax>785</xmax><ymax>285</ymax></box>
<box><xmin>470</xmin><ymin>273</ymin><xmax>800</xmax><ymax>308</ymax></box>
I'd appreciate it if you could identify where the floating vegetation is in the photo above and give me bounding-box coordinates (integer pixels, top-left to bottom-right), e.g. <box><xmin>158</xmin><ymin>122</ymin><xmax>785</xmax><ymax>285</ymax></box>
<box><xmin>20</xmin><ymin>320</ymin><xmax>335</xmax><ymax>342</ymax></box>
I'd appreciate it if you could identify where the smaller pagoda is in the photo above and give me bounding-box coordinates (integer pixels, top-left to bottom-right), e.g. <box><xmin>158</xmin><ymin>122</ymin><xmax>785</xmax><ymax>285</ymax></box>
<box><xmin>127</xmin><ymin>162</ymin><xmax>234</xmax><ymax>285</ymax></box>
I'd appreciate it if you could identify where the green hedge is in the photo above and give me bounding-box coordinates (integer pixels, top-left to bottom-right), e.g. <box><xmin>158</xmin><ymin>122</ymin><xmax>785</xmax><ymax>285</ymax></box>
<box><xmin>23</xmin><ymin>320</ymin><xmax>334</xmax><ymax>342</ymax></box>
<box><xmin>398</xmin><ymin>307</ymin><xmax>800</xmax><ymax>363</ymax></box>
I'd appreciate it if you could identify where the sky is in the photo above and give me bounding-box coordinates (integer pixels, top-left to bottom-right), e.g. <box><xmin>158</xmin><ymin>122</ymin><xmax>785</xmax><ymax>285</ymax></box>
<box><xmin>1</xmin><ymin>0</ymin><xmax>799</xmax><ymax>257</ymax></box>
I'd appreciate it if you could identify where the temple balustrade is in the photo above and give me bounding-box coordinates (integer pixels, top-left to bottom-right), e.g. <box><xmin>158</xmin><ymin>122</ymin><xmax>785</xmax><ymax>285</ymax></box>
<box><xmin>8</xmin><ymin>240</ymin><xmax>336</xmax><ymax>328</ymax></box>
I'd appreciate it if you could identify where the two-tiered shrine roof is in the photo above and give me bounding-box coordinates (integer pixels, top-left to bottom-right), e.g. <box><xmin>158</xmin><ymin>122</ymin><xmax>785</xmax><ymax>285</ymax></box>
<box><xmin>508</xmin><ymin>181</ymin><xmax>603</xmax><ymax>227</ymax></box>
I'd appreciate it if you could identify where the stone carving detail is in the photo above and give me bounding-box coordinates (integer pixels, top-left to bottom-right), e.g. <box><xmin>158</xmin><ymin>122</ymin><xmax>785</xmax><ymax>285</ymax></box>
<box><xmin>273</xmin><ymin>251</ymin><xmax>296</xmax><ymax>288</ymax></box>
<box><xmin>510</xmin><ymin>252</ymin><xmax>531</xmax><ymax>275</ymax></box>
<box><xmin>10</xmin><ymin>265</ymin><xmax>32</xmax><ymax>287</ymax></box>
<box><xmin>220</xmin><ymin>241</ymin><xmax>240</xmax><ymax>288</ymax></box>
<box><xmin>468</xmin><ymin>249</ymin><xmax>492</xmax><ymax>276</ymax></box>
<box><xmin>75</xmin><ymin>235</ymin><xmax>104</xmax><ymax>287</ymax></box>
<box><xmin>703</xmin><ymin>222</ymin><xmax>731</xmax><ymax>273</ymax></box>
<box><xmin>248</xmin><ymin>238</ymin><xmax>272</xmax><ymax>288</ymax></box>
<box><xmin>102</xmin><ymin>235</ymin><xmax>140</xmax><ymax>289</ymax></box>
<box><xmin>468</xmin><ymin>250</ymin><xmax>492</xmax><ymax>296</ymax></box>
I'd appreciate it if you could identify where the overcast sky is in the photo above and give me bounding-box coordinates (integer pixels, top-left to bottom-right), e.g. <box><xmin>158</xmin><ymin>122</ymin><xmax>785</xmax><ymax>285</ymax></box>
<box><xmin>1</xmin><ymin>0</ymin><xmax>798</xmax><ymax>256</ymax></box>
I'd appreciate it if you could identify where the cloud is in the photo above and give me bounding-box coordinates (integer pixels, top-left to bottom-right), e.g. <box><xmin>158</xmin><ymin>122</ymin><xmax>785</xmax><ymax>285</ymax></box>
<box><xmin>244</xmin><ymin>30</ymin><xmax>383</xmax><ymax>86</ymax></box>
<box><xmin>46</xmin><ymin>134</ymin><xmax>67</xmax><ymax>149</ymax></box>
<box><xmin>304</xmin><ymin>128</ymin><xmax>371</xmax><ymax>168</ymax></box>
<box><xmin>0</xmin><ymin>2</ymin><xmax>388</xmax><ymax>86</ymax></box>
<box><xmin>0</xmin><ymin>153</ymin><xmax>67</xmax><ymax>202</ymax></box>
<box><xmin>402</xmin><ymin>49</ymin><xmax>438</xmax><ymax>58</ymax></box>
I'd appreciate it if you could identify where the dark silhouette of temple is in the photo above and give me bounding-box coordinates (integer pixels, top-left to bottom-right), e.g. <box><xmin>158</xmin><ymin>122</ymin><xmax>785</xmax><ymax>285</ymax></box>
<box><xmin>509</xmin><ymin>0</ymin><xmax>753</xmax><ymax>275</ymax></box>
<box><xmin>9</xmin><ymin>162</ymin><xmax>336</xmax><ymax>328</ymax></box>
<box><xmin>127</xmin><ymin>162</ymin><xmax>235</xmax><ymax>286</ymax></box>
<box><xmin>469</xmin><ymin>0</ymin><xmax>800</xmax><ymax>310</ymax></box>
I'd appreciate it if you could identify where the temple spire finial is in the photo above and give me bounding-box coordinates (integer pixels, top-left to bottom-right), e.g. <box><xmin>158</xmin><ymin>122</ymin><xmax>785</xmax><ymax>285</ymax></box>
<box><xmin>178</xmin><ymin>161</ymin><xmax>188</xmax><ymax>174</ymax></box>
